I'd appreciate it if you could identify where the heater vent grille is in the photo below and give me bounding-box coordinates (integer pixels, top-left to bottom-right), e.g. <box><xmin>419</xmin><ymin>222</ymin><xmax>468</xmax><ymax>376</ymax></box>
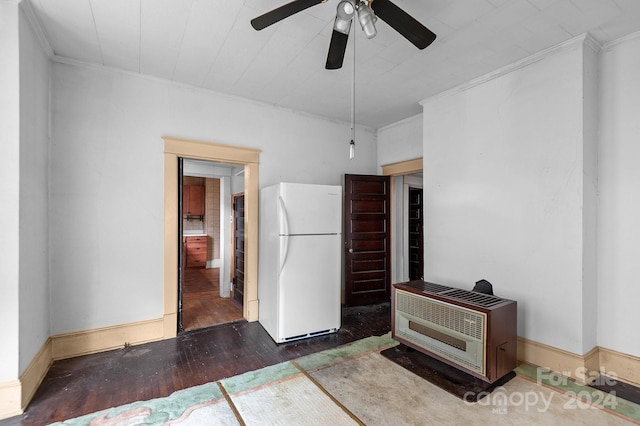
<box><xmin>396</xmin><ymin>291</ymin><xmax>484</xmax><ymax>340</ymax></box>
<box><xmin>420</xmin><ymin>282</ymin><xmax>452</xmax><ymax>294</ymax></box>
<box><xmin>395</xmin><ymin>290</ymin><xmax>486</xmax><ymax>374</ymax></box>
<box><xmin>443</xmin><ymin>289</ymin><xmax>504</xmax><ymax>308</ymax></box>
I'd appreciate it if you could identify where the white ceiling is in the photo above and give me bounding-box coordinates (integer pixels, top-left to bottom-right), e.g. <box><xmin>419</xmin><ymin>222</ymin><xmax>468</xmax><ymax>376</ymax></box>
<box><xmin>26</xmin><ymin>0</ymin><xmax>640</xmax><ymax>128</ymax></box>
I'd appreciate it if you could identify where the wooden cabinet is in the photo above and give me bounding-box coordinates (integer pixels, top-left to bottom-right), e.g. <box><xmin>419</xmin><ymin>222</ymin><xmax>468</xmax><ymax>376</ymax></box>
<box><xmin>185</xmin><ymin>235</ymin><xmax>207</xmax><ymax>268</ymax></box>
<box><xmin>183</xmin><ymin>185</ymin><xmax>205</xmax><ymax>216</ymax></box>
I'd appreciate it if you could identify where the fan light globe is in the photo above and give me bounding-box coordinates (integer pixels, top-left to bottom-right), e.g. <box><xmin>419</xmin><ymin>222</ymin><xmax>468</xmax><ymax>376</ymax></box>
<box><xmin>334</xmin><ymin>0</ymin><xmax>355</xmax><ymax>34</ymax></box>
<box><xmin>338</xmin><ymin>0</ymin><xmax>355</xmax><ymax>17</ymax></box>
<box><xmin>357</xmin><ymin>2</ymin><xmax>377</xmax><ymax>39</ymax></box>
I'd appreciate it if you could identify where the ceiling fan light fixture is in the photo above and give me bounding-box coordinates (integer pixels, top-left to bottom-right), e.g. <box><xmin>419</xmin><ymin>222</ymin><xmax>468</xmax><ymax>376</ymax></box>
<box><xmin>334</xmin><ymin>0</ymin><xmax>355</xmax><ymax>35</ymax></box>
<box><xmin>356</xmin><ymin>1</ymin><xmax>377</xmax><ymax>39</ymax></box>
<box><xmin>253</xmin><ymin>0</ymin><xmax>437</xmax><ymax>71</ymax></box>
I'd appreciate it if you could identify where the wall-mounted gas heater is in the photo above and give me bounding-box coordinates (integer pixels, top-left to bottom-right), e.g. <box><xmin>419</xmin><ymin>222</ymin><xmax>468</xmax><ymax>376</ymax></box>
<box><xmin>392</xmin><ymin>280</ymin><xmax>517</xmax><ymax>383</ymax></box>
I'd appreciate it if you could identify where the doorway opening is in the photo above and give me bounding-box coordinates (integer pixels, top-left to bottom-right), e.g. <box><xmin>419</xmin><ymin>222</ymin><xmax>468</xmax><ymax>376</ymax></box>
<box><xmin>381</xmin><ymin>158</ymin><xmax>424</xmax><ymax>284</ymax></box>
<box><xmin>163</xmin><ymin>137</ymin><xmax>261</xmax><ymax>340</ymax></box>
<box><xmin>231</xmin><ymin>193</ymin><xmax>245</xmax><ymax>306</ymax></box>
<box><xmin>405</xmin><ymin>174</ymin><xmax>424</xmax><ymax>280</ymax></box>
<box><xmin>179</xmin><ymin>159</ymin><xmax>245</xmax><ymax>331</ymax></box>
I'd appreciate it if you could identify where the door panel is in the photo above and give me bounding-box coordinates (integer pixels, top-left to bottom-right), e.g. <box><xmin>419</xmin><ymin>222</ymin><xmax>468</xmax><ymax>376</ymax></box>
<box><xmin>344</xmin><ymin>174</ymin><xmax>391</xmax><ymax>306</ymax></box>
<box><xmin>352</xmin><ymin>239</ymin><xmax>385</xmax><ymax>251</ymax></box>
<box><xmin>178</xmin><ymin>158</ymin><xmax>184</xmax><ymax>331</ymax></box>
<box><xmin>408</xmin><ymin>187</ymin><xmax>424</xmax><ymax>280</ymax></box>
<box><xmin>233</xmin><ymin>194</ymin><xmax>245</xmax><ymax>306</ymax></box>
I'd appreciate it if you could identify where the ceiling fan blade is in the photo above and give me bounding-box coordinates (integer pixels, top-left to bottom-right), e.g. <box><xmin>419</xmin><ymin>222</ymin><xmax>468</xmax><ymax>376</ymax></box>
<box><xmin>371</xmin><ymin>0</ymin><xmax>436</xmax><ymax>49</ymax></box>
<box><xmin>326</xmin><ymin>29</ymin><xmax>350</xmax><ymax>70</ymax></box>
<box><xmin>251</xmin><ymin>0</ymin><xmax>325</xmax><ymax>30</ymax></box>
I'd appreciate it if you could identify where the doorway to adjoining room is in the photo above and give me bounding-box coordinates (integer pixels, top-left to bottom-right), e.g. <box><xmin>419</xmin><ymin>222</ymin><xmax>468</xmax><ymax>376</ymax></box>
<box><xmin>406</xmin><ymin>176</ymin><xmax>424</xmax><ymax>281</ymax></box>
<box><xmin>381</xmin><ymin>159</ymin><xmax>424</xmax><ymax>285</ymax></box>
<box><xmin>179</xmin><ymin>159</ymin><xmax>245</xmax><ymax>331</ymax></box>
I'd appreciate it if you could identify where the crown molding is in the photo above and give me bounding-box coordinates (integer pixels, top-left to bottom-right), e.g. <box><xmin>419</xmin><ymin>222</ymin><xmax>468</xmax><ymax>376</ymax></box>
<box><xmin>420</xmin><ymin>33</ymin><xmax>590</xmax><ymax>106</ymax></box>
<box><xmin>602</xmin><ymin>29</ymin><xmax>640</xmax><ymax>52</ymax></box>
<box><xmin>51</xmin><ymin>55</ymin><xmax>377</xmax><ymax>133</ymax></box>
<box><xmin>377</xmin><ymin>112</ymin><xmax>422</xmax><ymax>133</ymax></box>
<box><xmin>18</xmin><ymin>0</ymin><xmax>53</xmax><ymax>57</ymax></box>
<box><xmin>583</xmin><ymin>33</ymin><xmax>602</xmax><ymax>53</ymax></box>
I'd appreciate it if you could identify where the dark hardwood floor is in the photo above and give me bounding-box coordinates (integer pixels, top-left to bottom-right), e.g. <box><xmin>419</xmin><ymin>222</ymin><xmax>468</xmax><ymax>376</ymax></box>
<box><xmin>2</xmin><ymin>303</ymin><xmax>391</xmax><ymax>425</ymax></box>
<box><xmin>182</xmin><ymin>267</ymin><xmax>243</xmax><ymax>331</ymax></box>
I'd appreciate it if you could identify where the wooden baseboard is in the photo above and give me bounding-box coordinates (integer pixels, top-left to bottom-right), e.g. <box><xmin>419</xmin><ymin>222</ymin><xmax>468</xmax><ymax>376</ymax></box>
<box><xmin>51</xmin><ymin>318</ymin><xmax>165</xmax><ymax>360</ymax></box>
<box><xmin>517</xmin><ymin>336</ymin><xmax>592</xmax><ymax>383</ymax></box>
<box><xmin>518</xmin><ymin>337</ymin><xmax>640</xmax><ymax>387</ymax></box>
<box><xmin>0</xmin><ymin>339</ymin><xmax>52</xmax><ymax>420</ymax></box>
<box><xmin>0</xmin><ymin>318</ymin><xmax>166</xmax><ymax>421</ymax></box>
<box><xmin>0</xmin><ymin>380</ymin><xmax>22</xmax><ymax>420</ymax></box>
<box><xmin>246</xmin><ymin>298</ymin><xmax>259</xmax><ymax>323</ymax></box>
<box><xmin>163</xmin><ymin>313</ymin><xmax>178</xmax><ymax>339</ymax></box>
<box><xmin>19</xmin><ymin>337</ymin><xmax>52</xmax><ymax>412</ymax></box>
<box><xmin>597</xmin><ymin>346</ymin><xmax>640</xmax><ymax>387</ymax></box>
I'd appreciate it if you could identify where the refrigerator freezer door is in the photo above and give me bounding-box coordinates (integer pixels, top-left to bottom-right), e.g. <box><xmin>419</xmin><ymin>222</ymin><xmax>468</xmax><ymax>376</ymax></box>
<box><xmin>279</xmin><ymin>183</ymin><xmax>342</xmax><ymax>235</ymax></box>
<box><xmin>277</xmin><ymin>234</ymin><xmax>341</xmax><ymax>341</ymax></box>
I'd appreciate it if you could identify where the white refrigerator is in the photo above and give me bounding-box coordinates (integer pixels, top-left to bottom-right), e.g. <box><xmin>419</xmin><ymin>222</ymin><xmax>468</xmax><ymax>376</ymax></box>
<box><xmin>259</xmin><ymin>182</ymin><xmax>342</xmax><ymax>343</ymax></box>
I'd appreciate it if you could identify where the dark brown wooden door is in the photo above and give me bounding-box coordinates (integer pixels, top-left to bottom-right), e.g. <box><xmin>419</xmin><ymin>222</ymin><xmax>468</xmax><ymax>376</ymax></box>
<box><xmin>344</xmin><ymin>174</ymin><xmax>391</xmax><ymax>306</ymax></box>
<box><xmin>232</xmin><ymin>194</ymin><xmax>245</xmax><ymax>306</ymax></box>
<box><xmin>178</xmin><ymin>158</ymin><xmax>184</xmax><ymax>331</ymax></box>
<box><xmin>408</xmin><ymin>187</ymin><xmax>424</xmax><ymax>280</ymax></box>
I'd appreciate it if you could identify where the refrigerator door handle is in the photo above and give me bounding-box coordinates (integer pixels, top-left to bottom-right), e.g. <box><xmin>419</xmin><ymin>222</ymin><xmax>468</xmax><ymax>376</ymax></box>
<box><xmin>278</xmin><ymin>196</ymin><xmax>290</xmax><ymax>273</ymax></box>
<box><xmin>278</xmin><ymin>196</ymin><xmax>290</xmax><ymax>236</ymax></box>
<box><xmin>280</xmin><ymin>234</ymin><xmax>290</xmax><ymax>273</ymax></box>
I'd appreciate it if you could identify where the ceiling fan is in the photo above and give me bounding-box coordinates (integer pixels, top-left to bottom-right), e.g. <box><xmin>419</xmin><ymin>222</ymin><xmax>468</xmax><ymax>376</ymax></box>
<box><xmin>251</xmin><ymin>0</ymin><xmax>437</xmax><ymax>70</ymax></box>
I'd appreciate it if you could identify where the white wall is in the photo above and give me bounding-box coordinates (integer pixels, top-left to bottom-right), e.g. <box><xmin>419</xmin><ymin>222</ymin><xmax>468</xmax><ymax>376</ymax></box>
<box><xmin>0</xmin><ymin>0</ymin><xmax>50</xmax><ymax>387</ymax></box>
<box><xmin>0</xmin><ymin>0</ymin><xmax>21</xmax><ymax>384</ymax></box>
<box><xmin>421</xmin><ymin>40</ymin><xmax>590</xmax><ymax>355</ymax></box>
<box><xmin>50</xmin><ymin>62</ymin><xmax>377</xmax><ymax>334</ymax></box>
<box><xmin>377</xmin><ymin>114</ymin><xmax>422</xmax><ymax>169</ymax></box>
<box><xmin>598</xmin><ymin>34</ymin><xmax>640</xmax><ymax>357</ymax></box>
<box><xmin>374</xmin><ymin>33</ymin><xmax>640</xmax><ymax>361</ymax></box>
<box><xmin>580</xmin><ymin>41</ymin><xmax>599</xmax><ymax>354</ymax></box>
<box><xmin>18</xmin><ymin>0</ymin><xmax>51</xmax><ymax>375</ymax></box>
